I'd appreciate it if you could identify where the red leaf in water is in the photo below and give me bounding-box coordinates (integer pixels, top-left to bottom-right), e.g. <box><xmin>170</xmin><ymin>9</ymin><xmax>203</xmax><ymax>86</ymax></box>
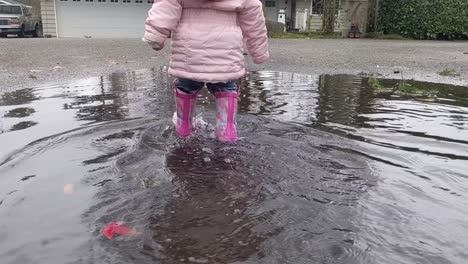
<box><xmin>102</xmin><ymin>222</ymin><xmax>137</xmax><ymax>239</ymax></box>
<box><xmin>113</xmin><ymin>225</ymin><xmax>137</xmax><ymax>235</ymax></box>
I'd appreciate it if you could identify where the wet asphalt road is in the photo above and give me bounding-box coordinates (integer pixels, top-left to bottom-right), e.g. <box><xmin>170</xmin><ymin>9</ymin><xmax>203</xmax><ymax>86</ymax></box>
<box><xmin>0</xmin><ymin>38</ymin><xmax>467</xmax><ymax>91</ymax></box>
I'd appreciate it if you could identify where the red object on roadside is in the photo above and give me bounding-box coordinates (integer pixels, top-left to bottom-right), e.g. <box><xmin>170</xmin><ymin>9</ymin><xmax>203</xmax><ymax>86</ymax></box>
<box><xmin>102</xmin><ymin>222</ymin><xmax>137</xmax><ymax>239</ymax></box>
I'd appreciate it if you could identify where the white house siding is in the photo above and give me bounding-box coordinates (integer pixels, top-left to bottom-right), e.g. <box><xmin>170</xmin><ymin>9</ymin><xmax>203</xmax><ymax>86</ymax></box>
<box><xmin>40</xmin><ymin>0</ymin><xmax>57</xmax><ymax>37</ymax></box>
<box><xmin>294</xmin><ymin>0</ymin><xmax>346</xmax><ymax>32</ymax></box>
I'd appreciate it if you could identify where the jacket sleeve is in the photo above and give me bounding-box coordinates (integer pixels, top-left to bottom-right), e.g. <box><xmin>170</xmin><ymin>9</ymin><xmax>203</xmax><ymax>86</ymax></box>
<box><xmin>238</xmin><ymin>0</ymin><xmax>269</xmax><ymax>64</ymax></box>
<box><xmin>144</xmin><ymin>0</ymin><xmax>182</xmax><ymax>48</ymax></box>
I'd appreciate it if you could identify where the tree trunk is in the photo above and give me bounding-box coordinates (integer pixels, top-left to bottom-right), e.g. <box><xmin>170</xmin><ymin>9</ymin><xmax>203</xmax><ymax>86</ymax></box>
<box><xmin>290</xmin><ymin>0</ymin><xmax>297</xmax><ymax>31</ymax></box>
<box><xmin>367</xmin><ymin>0</ymin><xmax>380</xmax><ymax>32</ymax></box>
<box><xmin>374</xmin><ymin>0</ymin><xmax>380</xmax><ymax>32</ymax></box>
<box><xmin>322</xmin><ymin>0</ymin><xmax>337</xmax><ymax>33</ymax></box>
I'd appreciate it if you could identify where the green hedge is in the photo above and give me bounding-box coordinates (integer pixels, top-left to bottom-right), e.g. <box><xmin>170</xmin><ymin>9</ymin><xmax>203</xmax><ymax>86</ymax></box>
<box><xmin>380</xmin><ymin>0</ymin><xmax>468</xmax><ymax>39</ymax></box>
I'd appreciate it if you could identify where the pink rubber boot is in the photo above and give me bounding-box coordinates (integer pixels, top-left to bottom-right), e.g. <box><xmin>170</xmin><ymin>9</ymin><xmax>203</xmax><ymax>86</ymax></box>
<box><xmin>174</xmin><ymin>87</ymin><xmax>199</xmax><ymax>138</ymax></box>
<box><xmin>214</xmin><ymin>91</ymin><xmax>239</xmax><ymax>142</ymax></box>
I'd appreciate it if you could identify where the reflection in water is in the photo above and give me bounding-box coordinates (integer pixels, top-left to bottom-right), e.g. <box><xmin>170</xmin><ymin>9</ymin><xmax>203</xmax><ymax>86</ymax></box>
<box><xmin>240</xmin><ymin>71</ymin><xmax>319</xmax><ymax>123</ymax></box>
<box><xmin>4</xmin><ymin>107</ymin><xmax>35</xmax><ymax>118</ymax></box>
<box><xmin>0</xmin><ymin>70</ymin><xmax>467</xmax><ymax>264</ymax></box>
<box><xmin>0</xmin><ymin>88</ymin><xmax>38</xmax><ymax>106</ymax></box>
<box><xmin>317</xmin><ymin>74</ymin><xmax>373</xmax><ymax>126</ymax></box>
<box><xmin>64</xmin><ymin>84</ymin><xmax>126</xmax><ymax>122</ymax></box>
<box><xmin>9</xmin><ymin>121</ymin><xmax>38</xmax><ymax>131</ymax></box>
<box><xmin>150</xmin><ymin>144</ymin><xmax>267</xmax><ymax>263</ymax></box>
<box><xmin>0</xmin><ymin>88</ymin><xmax>39</xmax><ymax>134</ymax></box>
<box><xmin>62</xmin><ymin>76</ymin><xmax>129</xmax><ymax>122</ymax></box>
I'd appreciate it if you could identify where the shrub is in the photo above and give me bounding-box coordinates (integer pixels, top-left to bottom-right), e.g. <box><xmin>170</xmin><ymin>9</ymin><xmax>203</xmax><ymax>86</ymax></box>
<box><xmin>379</xmin><ymin>0</ymin><xmax>468</xmax><ymax>40</ymax></box>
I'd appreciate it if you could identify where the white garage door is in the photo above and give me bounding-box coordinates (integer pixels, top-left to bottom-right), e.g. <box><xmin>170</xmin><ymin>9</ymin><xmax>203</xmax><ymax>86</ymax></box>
<box><xmin>56</xmin><ymin>0</ymin><xmax>153</xmax><ymax>38</ymax></box>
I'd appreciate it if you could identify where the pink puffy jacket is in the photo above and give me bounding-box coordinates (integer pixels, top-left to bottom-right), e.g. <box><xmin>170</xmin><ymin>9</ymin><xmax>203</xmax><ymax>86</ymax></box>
<box><xmin>144</xmin><ymin>0</ymin><xmax>269</xmax><ymax>82</ymax></box>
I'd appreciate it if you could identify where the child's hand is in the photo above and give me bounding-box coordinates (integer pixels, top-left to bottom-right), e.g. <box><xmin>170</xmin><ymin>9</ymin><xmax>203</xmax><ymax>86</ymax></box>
<box><xmin>142</xmin><ymin>37</ymin><xmax>164</xmax><ymax>51</ymax></box>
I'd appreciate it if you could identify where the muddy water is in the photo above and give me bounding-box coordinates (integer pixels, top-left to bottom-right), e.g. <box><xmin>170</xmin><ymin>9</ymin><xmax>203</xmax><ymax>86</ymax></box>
<box><xmin>0</xmin><ymin>70</ymin><xmax>467</xmax><ymax>264</ymax></box>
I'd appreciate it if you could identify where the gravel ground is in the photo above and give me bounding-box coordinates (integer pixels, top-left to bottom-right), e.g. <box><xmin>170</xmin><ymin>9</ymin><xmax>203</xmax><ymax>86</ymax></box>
<box><xmin>0</xmin><ymin>38</ymin><xmax>467</xmax><ymax>92</ymax></box>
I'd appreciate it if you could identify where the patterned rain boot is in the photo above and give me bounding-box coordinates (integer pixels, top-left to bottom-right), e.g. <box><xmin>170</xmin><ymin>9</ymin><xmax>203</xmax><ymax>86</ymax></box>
<box><xmin>174</xmin><ymin>85</ymin><xmax>199</xmax><ymax>138</ymax></box>
<box><xmin>214</xmin><ymin>90</ymin><xmax>239</xmax><ymax>142</ymax></box>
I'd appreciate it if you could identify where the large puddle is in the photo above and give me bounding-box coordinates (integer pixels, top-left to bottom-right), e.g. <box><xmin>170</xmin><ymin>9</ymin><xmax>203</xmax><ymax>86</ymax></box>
<box><xmin>0</xmin><ymin>70</ymin><xmax>467</xmax><ymax>264</ymax></box>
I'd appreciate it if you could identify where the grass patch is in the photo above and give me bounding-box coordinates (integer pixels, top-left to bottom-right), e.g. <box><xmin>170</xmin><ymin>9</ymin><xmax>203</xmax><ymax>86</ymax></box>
<box><xmin>367</xmin><ymin>74</ymin><xmax>439</xmax><ymax>97</ymax></box>
<box><xmin>268</xmin><ymin>31</ymin><xmax>342</xmax><ymax>39</ymax></box>
<box><xmin>438</xmin><ymin>69</ymin><xmax>460</xmax><ymax>77</ymax></box>
<box><xmin>396</xmin><ymin>80</ymin><xmax>416</xmax><ymax>94</ymax></box>
<box><xmin>368</xmin><ymin>75</ymin><xmax>383</xmax><ymax>91</ymax></box>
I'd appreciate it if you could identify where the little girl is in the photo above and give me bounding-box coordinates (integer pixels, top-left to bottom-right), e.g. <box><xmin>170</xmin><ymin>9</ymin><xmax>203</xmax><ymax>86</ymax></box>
<box><xmin>144</xmin><ymin>0</ymin><xmax>269</xmax><ymax>142</ymax></box>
